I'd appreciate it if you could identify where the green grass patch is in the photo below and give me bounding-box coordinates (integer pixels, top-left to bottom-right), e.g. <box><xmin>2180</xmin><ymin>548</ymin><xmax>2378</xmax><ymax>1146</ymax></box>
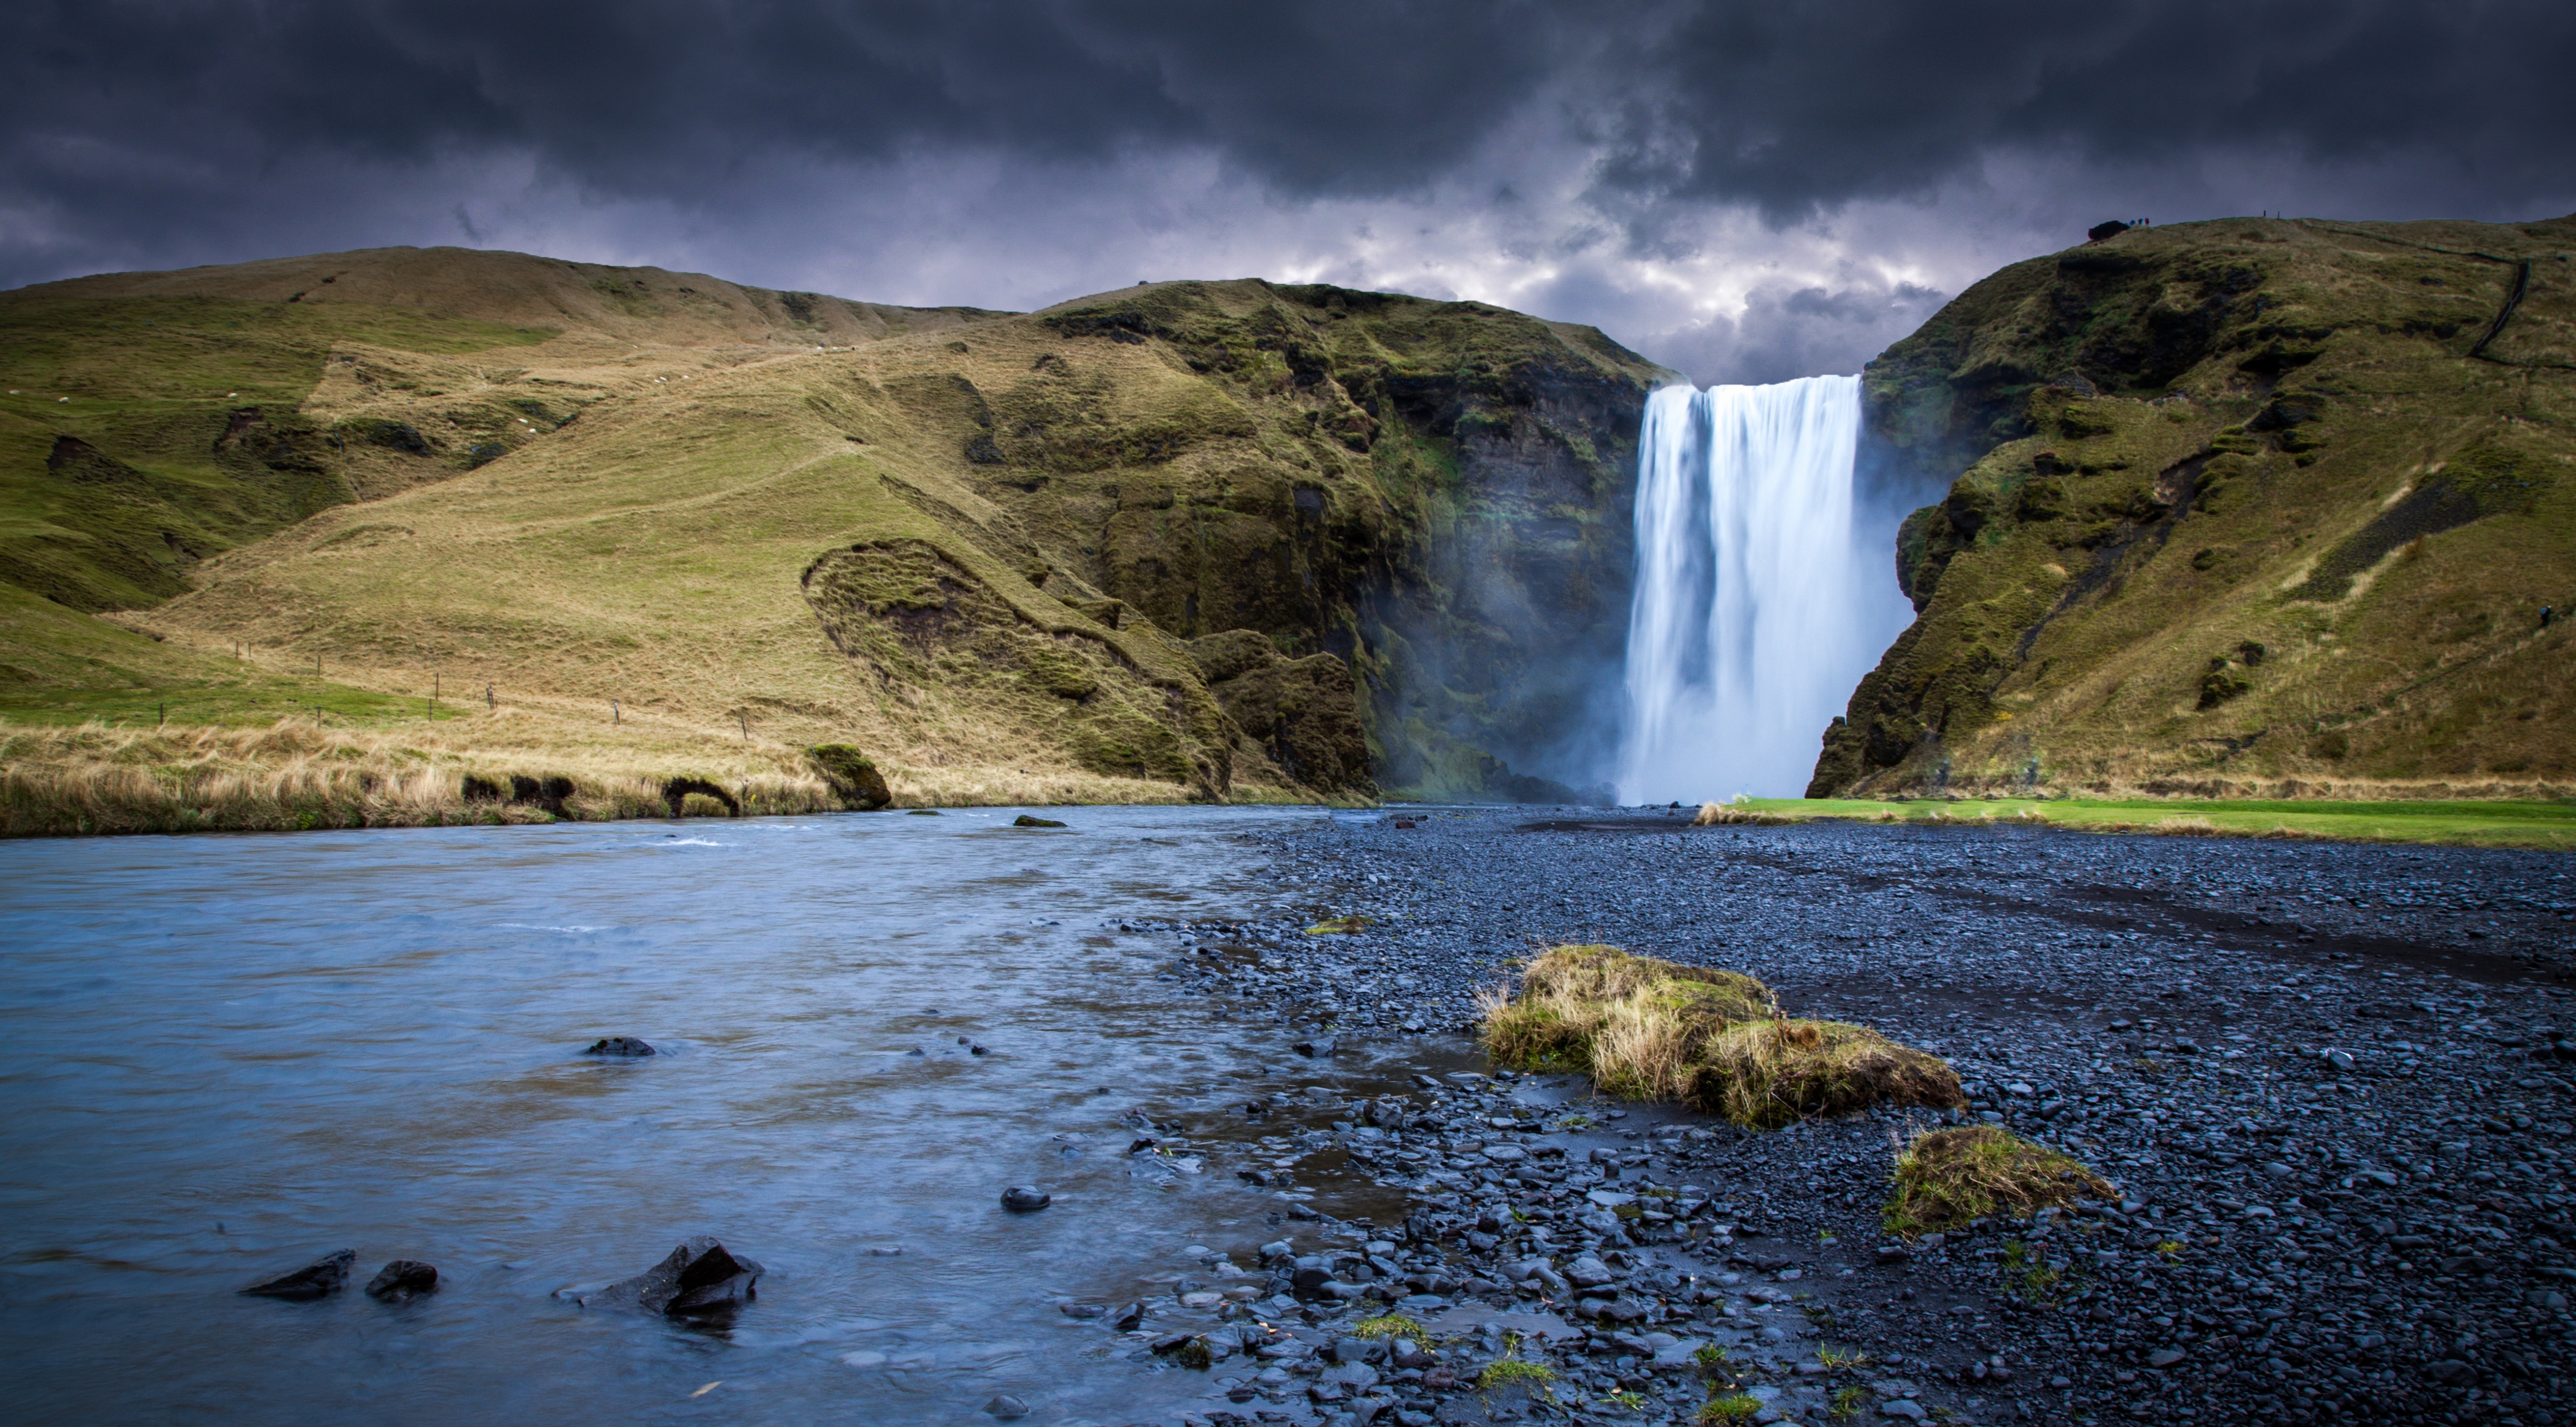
<box><xmin>1474</xmin><ymin>1357</ymin><xmax>1555</xmax><ymax>1391</ymax></box>
<box><xmin>0</xmin><ymin>583</ymin><xmax>450</xmax><ymax>728</ymax></box>
<box><xmin>1729</xmin><ymin>795</ymin><xmax>2576</xmax><ymax>850</ymax></box>
<box><xmin>1350</xmin><ymin>1313</ymin><xmax>1423</xmax><ymax>1340</ymax></box>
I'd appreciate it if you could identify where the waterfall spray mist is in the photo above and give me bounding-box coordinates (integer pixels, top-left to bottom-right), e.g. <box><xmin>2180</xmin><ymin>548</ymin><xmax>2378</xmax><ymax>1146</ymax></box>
<box><xmin>1617</xmin><ymin>376</ymin><xmax>1906</xmax><ymax>802</ymax></box>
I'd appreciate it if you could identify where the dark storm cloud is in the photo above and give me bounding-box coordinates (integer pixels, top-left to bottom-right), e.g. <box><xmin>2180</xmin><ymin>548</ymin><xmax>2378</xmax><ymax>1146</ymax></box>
<box><xmin>1597</xmin><ymin>0</ymin><xmax>2576</xmax><ymax>223</ymax></box>
<box><xmin>10</xmin><ymin>1</ymin><xmax>2568</xmax><ymax>239</ymax></box>
<box><xmin>3</xmin><ymin>1</ymin><xmax>1565</xmax><ymax>199</ymax></box>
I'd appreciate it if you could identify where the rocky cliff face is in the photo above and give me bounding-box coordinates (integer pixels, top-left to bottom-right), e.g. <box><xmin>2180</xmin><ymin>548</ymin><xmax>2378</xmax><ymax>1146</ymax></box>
<box><xmin>974</xmin><ymin>282</ymin><xmax>1659</xmax><ymax>800</ymax></box>
<box><xmin>1812</xmin><ymin>215</ymin><xmax>2576</xmax><ymax>798</ymax></box>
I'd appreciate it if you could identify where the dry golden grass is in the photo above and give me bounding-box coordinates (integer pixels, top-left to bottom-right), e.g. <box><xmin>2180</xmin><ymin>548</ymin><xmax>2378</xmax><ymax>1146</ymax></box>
<box><xmin>1883</xmin><ymin>1125</ymin><xmax>2113</xmax><ymax>1237</ymax></box>
<box><xmin>1480</xmin><ymin>945</ymin><xmax>1961</xmax><ymax>1130</ymax></box>
<box><xmin>1480</xmin><ymin>944</ymin><xmax>1775</xmax><ymax>1087</ymax></box>
<box><xmin>0</xmin><ymin>717</ymin><xmax>845</xmax><ymax>836</ymax></box>
<box><xmin>1692</xmin><ymin>799</ymin><xmax>1794</xmax><ymax>827</ymax></box>
<box><xmin>1682</xmin><ymin>1020</ymin><xmax>1964</xmax><ymax>1130</ymax></box>
<box><xmin>0</xmin><ymin>680</ymin><xmax>1267</xmax><ymax>835</ymax></box>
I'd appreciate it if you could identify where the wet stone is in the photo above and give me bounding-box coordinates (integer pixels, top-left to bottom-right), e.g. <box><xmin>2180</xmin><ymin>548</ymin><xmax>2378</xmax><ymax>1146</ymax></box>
<box><xmin>363</xmin><ymin>1258</ymin><xmax>438</xmax><ymax>1301</ymax></box>
<box><xmin>241</xmin><ymin>1248</ymin><xmax>356</xmax><ymax>1301</ymax></box>
<box><xmin>579</xmin><ymin>1236</ymin><xmax>764</xmax><ymax>1318</ymax></box>
<box><xmin>581</xmin><ymin>1036</ymin><xmax>655</xmax><ymax>1057</ymax></box>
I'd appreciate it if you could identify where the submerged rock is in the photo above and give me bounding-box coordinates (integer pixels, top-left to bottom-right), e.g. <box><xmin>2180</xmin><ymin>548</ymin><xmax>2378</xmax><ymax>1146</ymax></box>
<box><xmin>579</xmin><ymin>1237</ymin><xmax>764</xmax><ymax>1318</ymax></box>
<box><xmin>582</xmin><ymin>1036</ymin><xmax>656</xmax><ymax>1057</ymax></box>
<box><xmin>241</xmin><ymin>1249</ymin><xmax>356</xmax><ymax>1300</ymax></box>
<box><xmin>983</xmin><ymin>1394</ymin><xmax>1031</xmax><ymax>1420</ymax></box>
<box><xmin>364</xmin><ymin>1259</ymin><xmax>439</xmax><ymax>1301</ymax></box>
<box><xmin>1012</xmin><ymin>814</ymin><xmax>1067</xmax><ymax>828</ymax></box>
<box><xmin>1000</xmin><ymin>1185</ymin><xmax>1053</xmax><ymax>1212</ymax></box>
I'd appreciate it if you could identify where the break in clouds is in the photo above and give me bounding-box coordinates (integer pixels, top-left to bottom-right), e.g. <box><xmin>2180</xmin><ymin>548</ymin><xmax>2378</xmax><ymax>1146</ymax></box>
<box><xmin>5</xmin><ymin>1</ymin><xmax>2571</xmax><ymax>384</ymax></box>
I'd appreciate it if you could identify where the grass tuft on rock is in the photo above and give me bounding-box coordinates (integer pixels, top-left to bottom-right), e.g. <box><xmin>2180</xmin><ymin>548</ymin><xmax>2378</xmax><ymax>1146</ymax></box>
<box><xmin>1474</xmin><ymin>1358</ymin><xmax>1554</xmax><ymax>1391</ymax></box>
<box><xmin>1479</xmin><ymin>945</ymin><xmax>1963</xmax><ymax>1129</ymax></box>
<box><xmin>1882</xmin><ymin>1125</ymin><xmax>2113</xmax><ymax>1238</ymax></box>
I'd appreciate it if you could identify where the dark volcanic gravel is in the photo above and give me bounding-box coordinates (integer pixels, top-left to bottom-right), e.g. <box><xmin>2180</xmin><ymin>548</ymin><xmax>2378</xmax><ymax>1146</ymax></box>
<box><xmin>1097</xmin><ymin>809</ymin><xmax>2576</xmax><ymax>1427</ymax></box>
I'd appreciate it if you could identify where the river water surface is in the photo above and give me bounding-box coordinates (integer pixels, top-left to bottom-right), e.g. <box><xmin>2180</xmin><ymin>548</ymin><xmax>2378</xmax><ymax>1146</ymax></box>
<box><xmin>0</xmin><ymin>806</ymin><xmax>1406</xmax><ymax>1424</ymax></box>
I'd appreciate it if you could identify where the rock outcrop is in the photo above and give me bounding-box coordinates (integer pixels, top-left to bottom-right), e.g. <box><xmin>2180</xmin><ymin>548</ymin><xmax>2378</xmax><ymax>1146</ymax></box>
<box><xmin>1812</xmin><ymin>214</ymin><xmax>2576</xmax><ymax>797</ymax></box>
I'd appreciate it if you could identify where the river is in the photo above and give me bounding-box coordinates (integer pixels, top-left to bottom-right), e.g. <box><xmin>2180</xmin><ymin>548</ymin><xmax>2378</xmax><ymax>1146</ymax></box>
<box><xmin>0</xmin><ymin>806</ymin><xmax>1417</xmax><ymax>1424</ymax></box>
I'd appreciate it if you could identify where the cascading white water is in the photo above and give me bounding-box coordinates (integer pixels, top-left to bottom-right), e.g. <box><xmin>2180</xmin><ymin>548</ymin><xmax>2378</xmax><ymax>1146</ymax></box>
<box><xmin>1617</xmin><ymin>375</ymin><xmax>1903</xmax><ymax>802</ymax></box>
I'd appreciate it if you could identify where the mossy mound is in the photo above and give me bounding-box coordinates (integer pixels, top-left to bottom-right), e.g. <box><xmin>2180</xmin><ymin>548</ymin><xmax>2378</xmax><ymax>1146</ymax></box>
<box><xmin>1883</xmin><ymin>1125</ymin><xmax>2113</xmax><ymax>1238</ymax></box>
<box><xmin>806</xmin><ymin>744</ymin><xmax>892</xmax><ymax>809</ymax></box>
<box><xmin>1480</xmin><ymin>945</ymin><xmax>1960</xmax><ymax>1129</ymax></box>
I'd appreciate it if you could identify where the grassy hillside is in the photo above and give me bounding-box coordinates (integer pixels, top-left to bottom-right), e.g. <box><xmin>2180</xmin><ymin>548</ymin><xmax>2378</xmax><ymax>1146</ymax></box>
<box><xmin>0</xmin><ymin>247</ymin><xmax>1660</xmax><ymax>830</ymax></box>
<box><xmin>1813</xmin><ymin>214</ymin><xmax>2576</xmax><ymax>801</ymax></box>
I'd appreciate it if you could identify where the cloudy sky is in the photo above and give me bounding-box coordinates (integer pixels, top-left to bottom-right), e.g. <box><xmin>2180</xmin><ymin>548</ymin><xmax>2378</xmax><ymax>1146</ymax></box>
<box><xmin>7</xmin><ymin>1</ymin><xmax>2570</xmax><ymax>384</ymax></box>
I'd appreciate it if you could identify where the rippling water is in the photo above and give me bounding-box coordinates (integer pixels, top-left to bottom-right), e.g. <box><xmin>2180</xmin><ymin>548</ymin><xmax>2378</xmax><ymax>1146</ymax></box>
<box><xmin>0</xmin><ymin>807</ymin><xmax>1411</xmax><ymax>1424</ymax></box>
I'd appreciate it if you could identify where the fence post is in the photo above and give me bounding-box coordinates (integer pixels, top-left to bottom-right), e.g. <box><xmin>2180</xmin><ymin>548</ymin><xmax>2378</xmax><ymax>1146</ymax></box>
<box><xmin>739</xmin><ymin>710</ymin><xmax>748</xmax><ymax>741</ymax></box>
<box><xmin>613</xmin><ymin>699</ymin><xmax>620</xmax><ymax>725</ymax></box>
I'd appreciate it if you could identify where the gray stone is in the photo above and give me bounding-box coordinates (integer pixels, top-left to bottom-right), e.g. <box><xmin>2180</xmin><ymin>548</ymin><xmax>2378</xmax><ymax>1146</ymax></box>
<box><xmin>1331</xmin><ymin>1336</ymin><xmax>1386</xmax><ymax>1365</ymax></box>
<box><xmin>1566</xmin><ymin>1255</ymin><xmax>1616</xmax><ymax>1289</ymax></box>
<box><xmin>1001</xmin><ymin>1185</ymin><xmax>1052</xmax><ymax>1212</ymax></box>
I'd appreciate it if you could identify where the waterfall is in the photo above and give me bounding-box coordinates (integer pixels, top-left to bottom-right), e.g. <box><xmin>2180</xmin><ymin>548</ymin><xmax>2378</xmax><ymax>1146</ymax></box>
<box><xmin>1617</xmin><ymin>375</ymin><xmax>1902</xmax><ymax>803</ymax></box>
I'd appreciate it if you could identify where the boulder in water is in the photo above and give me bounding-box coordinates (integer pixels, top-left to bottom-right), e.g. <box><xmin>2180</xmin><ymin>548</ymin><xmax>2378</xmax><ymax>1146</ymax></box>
<box><xmin>1000</xmin><ymin>1185</ymin><xmax>1052</xmax><ymax>1212</ymax></box>
<box><xmin>582</xmin><ymin>1036</ymin><xmax>656</xmax><ymax>1057</ymax></box>
<box><xmin>984</xmin><ymin>1394</ymin><xmax>1031</xmax><ymax>1420</ymax></box>
<box><xmin>365</xmin><ymin>1259</ymin><xmax>439</xmax><ymax>1301</ymax></box>
<box><xmin>1011</xmin><ymin>814</ymin><xmax>1066</xmax><ymax>828</ymax></box>
<box><xmin>242</xmin><ymin>1248</ymin><xmax>356</xmax><ymax>1300</ymax></box>
<box><xmin>579</xmin><ymin>1237</ymin><xmax>764</xmax><ymax>1318</ymax></box>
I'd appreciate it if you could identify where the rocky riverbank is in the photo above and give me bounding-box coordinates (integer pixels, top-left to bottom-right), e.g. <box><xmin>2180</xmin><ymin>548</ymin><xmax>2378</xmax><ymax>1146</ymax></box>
<box><xmin>1071</xmin><ymin>808</ymin><xmax>2575</xmax><ymax>1427</ymax></box>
